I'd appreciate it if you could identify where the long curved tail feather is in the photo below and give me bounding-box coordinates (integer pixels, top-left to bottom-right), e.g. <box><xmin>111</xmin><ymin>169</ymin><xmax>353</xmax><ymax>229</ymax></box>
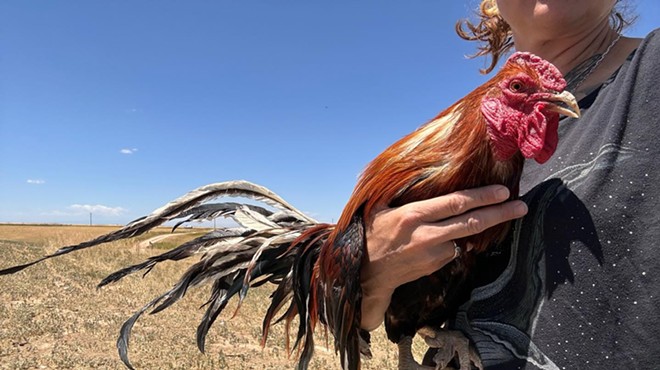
<box><xmin>0</xmin><ymin>180</ymin><xmax>316</xmax><ymax>276</ymax></box>
<box><xmin>0</xmin><ymin>180</ymin><xmax>338</xmax><ymax>368</ymax></box>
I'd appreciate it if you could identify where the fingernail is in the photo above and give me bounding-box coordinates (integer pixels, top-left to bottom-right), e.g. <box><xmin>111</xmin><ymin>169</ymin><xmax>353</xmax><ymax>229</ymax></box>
<box><xmin>495</xmin><ymin>186</ymin><xmax>509</xmax><ymax>200</ymax></box>
<box><xmin>513</xmin><ymin>201</ymin><xmax>528</xmax><ymax>216</ymax></box>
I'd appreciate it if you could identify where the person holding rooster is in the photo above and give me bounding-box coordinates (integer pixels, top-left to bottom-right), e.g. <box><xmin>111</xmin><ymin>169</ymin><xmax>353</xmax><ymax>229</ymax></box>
<box><xmin>361</xmin><ymin>0</ymin><xmax>659</xmax><ymax>368</ymax></box>
<box><xmin>0</xmin><ymin>1</ymin><xmax>654</xmax><ymax>369</ymax></box>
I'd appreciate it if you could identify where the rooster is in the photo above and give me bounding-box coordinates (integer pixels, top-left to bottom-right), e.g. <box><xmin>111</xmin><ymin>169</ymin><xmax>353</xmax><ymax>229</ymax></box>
<box><xmin>1</xmin><ymin>52</ymin><xmax>578</xmax><ymax>370</ymax></box>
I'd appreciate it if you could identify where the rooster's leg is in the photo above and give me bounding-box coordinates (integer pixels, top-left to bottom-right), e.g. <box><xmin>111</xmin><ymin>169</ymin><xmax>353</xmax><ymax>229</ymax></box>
<box><xmin>397</xmin><ymin>336</ymin><xmax>434</xmax><ymax>370</ymax></box>
<box><xmin>417</xmin><ymin>327</ymin><xmax>483</xmax><ymax>370</ymax></box>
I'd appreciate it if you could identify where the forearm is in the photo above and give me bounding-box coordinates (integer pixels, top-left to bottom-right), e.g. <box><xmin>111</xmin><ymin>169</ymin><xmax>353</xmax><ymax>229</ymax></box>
<box><xmin>360</xmin><ymin>260</ymin><xmax>396</xmax><ymax>330</ymax></box>
<box><xmin>360</xmin><ymin>286</ymin><xmax>393</xmax><ymax>331</ymax></box>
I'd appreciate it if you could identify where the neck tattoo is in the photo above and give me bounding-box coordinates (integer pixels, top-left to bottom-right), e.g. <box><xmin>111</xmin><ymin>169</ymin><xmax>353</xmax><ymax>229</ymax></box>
<box><xmin>564</xmin><ymin>32</ymin><xmax>622</xmax><ymax>95</ymax></box>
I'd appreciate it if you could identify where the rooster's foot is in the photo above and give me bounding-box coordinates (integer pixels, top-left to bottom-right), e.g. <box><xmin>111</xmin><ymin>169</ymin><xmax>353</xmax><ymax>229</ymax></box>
<box><xmin>417</xmin><ymin>327</ymin><xmax>483</xmax><ymax>370</ymax></box>
<box><xmin>397</xmin><ymin>336</ymin><xmax>433</xmax><ymax>370</ymax></box>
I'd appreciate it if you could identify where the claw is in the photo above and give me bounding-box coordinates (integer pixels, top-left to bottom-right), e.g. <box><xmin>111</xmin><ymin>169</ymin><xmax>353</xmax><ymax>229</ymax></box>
<box><xmin>397</xmin><ymin>336</ymin><xmax>434</xmax><ymax>370</ymax></box>
<box><xmin>418</xmin><ymin>327</ymin><xmax>483</xmax><ymax>370</ymax></box>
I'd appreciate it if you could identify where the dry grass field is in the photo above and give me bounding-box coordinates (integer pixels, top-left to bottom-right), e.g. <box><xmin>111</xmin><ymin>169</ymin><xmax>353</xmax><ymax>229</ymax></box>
<box><xmin>0</xmin><ymin>224</ymin><xmax>426</xmax><ymax>369</ymax></box>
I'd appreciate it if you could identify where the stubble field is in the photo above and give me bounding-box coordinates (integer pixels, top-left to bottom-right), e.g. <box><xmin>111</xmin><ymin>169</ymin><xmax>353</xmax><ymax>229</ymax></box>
<box><xmin>0</xmin><ymin>224</ymin><xmax>425</xmax><ymax>369</ymax></box>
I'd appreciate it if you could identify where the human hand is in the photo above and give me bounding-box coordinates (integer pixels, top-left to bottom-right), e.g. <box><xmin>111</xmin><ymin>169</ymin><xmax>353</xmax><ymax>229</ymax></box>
<box><xmin>359</xmin><ymin>185</ymin><xmax>528</xmax><ymax>331</ymax></box>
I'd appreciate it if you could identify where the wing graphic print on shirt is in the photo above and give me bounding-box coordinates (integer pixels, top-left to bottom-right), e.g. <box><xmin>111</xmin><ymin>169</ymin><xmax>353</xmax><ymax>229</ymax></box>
<box><xmin>542</xmin><ymin>143</ymin><xmax>638</xmax><ymax>191</ymax></box>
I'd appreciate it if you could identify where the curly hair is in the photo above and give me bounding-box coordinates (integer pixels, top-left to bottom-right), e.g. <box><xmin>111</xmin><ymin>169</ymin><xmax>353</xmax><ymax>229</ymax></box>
<box><xmin>456</xmin><ymin>0</ymin><xmax>633</xmax><ymax>74</ymax></box>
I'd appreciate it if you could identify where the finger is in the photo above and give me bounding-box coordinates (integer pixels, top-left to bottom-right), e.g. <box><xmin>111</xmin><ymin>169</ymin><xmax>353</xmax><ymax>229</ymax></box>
<box><xmin>404</xmin><ymin>185</ymin><xmax>511</xmax><ymax>223</ymax></box>
<box><xmin>416</xmin><ymin>200</ymin><xmax>527</xmax><ymax>247</ymax></box>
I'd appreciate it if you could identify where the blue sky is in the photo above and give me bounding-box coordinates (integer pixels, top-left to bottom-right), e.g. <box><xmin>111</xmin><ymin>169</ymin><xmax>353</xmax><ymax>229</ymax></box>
<box><xmin>1</xmin><ymin>1</ymin><xmax>658</xmax><ymax>226</ymax></box>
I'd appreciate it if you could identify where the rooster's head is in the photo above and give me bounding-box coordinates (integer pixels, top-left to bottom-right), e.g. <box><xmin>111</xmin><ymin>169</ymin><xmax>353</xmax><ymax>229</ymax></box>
<box><xmin>481</xmin><ymin>52</ymin><xmax>580</xmax><ymax>164</ymax></box>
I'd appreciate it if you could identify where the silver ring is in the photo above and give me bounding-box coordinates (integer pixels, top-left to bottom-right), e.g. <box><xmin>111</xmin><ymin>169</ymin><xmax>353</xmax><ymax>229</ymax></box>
<box><xmin>452</xmin><ymin>240</ymin><xmax>462</xmax><ymax>259</ymax></box>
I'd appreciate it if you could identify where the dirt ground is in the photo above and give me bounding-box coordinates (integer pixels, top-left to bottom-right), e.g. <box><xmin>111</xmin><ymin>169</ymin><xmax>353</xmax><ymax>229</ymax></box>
<box><xmin>0</xmin><ymin>224</ymin><xmax>426</xmax><ymax>369</ymax></box>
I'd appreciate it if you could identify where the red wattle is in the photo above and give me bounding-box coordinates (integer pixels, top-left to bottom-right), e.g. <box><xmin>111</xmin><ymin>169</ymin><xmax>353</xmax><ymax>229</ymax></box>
<box><xmin>517</xmin><ymin>104</ymin><xmax>559</xmax><ymax>163</ymax></box>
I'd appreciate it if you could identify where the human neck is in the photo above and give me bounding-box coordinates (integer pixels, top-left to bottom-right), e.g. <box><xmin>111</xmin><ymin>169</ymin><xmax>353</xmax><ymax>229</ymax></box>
<box><xmin>511</xmin><ymin>20</ymin><xmax>618</xmax><ymax>75</ymax></box>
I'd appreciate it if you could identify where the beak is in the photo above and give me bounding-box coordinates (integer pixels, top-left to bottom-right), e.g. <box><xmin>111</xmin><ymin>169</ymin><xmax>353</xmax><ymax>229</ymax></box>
<box><xmin>545</xmin><ymin>90</ymin><xmax>581</xmax><ymax>118</ymax></box>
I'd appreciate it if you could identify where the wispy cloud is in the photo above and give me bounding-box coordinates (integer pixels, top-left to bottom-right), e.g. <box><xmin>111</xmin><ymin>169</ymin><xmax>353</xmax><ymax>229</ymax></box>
<box><xmin>41</xmin><ymin>204</ymin><xmax>127</xmax><ymax>219</ymax></box>
<box><xmin>120</xmin><ymin>148</ymin><xmax>138</xmax><ymax>155</ymax></box>
<box><xmin>27</xmin><ymin>179</ymin><xmax>45</xmax><ymax>185</ymax></box>
<box><xmin>69</xmin><ymin>204</ymin><xmax>126</xmax><ymax>216</ymax></box>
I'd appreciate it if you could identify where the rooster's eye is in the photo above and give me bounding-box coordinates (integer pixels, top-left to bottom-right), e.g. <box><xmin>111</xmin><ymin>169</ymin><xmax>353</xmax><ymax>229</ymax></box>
<box><xmin>509</xmin><ymin>80</ymin><xmax>523</xmax><ymax>92</ymax></box>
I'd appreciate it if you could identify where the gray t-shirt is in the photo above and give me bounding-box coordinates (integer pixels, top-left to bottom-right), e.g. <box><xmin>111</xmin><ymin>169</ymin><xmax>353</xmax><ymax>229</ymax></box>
<box><xmin>452</xmin><ymin>29</ymin><xmax>660</xmax><ymax>369</ymax></box>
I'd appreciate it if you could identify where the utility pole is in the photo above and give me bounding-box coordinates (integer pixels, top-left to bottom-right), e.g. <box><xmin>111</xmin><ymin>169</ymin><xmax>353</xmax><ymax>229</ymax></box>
<box><xmin>90</xmin><ymin>212</ymin><xmax>93</xmax><ymax>226</ymax></box>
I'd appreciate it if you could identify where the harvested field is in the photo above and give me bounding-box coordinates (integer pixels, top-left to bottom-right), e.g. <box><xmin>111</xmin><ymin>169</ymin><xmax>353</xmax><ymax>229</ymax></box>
<box><xmin>0</xmin><ymin>224</ymin><xmax>426</xmax><ymax>369</ymax></box>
